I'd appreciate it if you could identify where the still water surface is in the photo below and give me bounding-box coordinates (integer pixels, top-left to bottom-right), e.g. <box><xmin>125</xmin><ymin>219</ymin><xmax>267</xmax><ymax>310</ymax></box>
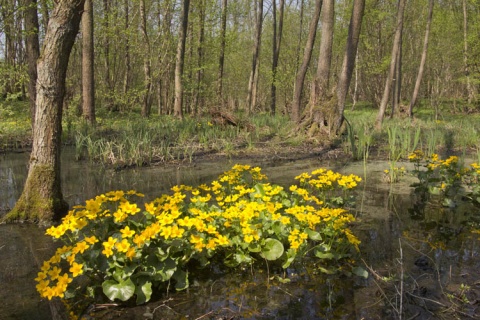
<box><xmin>1</xmin><ymin>150</ymin><xmax>479</xmax><ymax>319</ymax></box>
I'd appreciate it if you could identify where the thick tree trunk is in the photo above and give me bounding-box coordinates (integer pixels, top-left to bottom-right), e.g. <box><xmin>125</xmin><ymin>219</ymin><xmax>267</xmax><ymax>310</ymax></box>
<box><xmin>246</xmin><ymin>0</ymin><xmax>264</xmax><ymax>114</ymax></box>
<box><xmin>270</xmin><ymin>0</ymin><xmax>285</xmax><ymax>116</ymax></box>
<box><xmin>409</xmin><ymin>0</ymin><xmax>434</xmax><ymax>117</ymax></box>
<box><xmin>23</xmin><ymin>0</ymin><xmax>41</xmax><ymax>128</ymax></box>
<box><xmin>3</xmin><ymin>0</ymin><xmax>85</xmax><ymax>224</ymax></box>
<box><xmin>333</xmin><ymin>0</ymin><xmax>366</xmax><ymax>132</ymax></box>
<box><xmin>82</xmin><ymin>0</ymin><xmax>95</xmax><ymax>124</ymax></box>
<box><xmin>375</xmin><ymin>0</ymin><xmax>406</xmax><ymax>128</ymax></box>
<box><xmin>217</xmin><ymin>0</ymin><xmax>227</xmax><ymax>104</ymax></box>
<box><xmin>291</xmin><ymin>0</ymin><xmax>322</xmax><ymax>123</ymax></box>
<box><xmin>174</xmin><ymin>0</ymin><xmax>190</xmax><ymax>119</ymax></box>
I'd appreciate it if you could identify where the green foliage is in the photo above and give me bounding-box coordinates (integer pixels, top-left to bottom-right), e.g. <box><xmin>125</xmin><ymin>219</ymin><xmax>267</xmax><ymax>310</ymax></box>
<box><xmin>408</xmin><ymin>151</ymin><xmax>480</xmax><ymax>207</ymax></box>
<box><xmin>35</xmin><ymin>165</ymin><xmax>363</xmax><ymax>317</ymax></box>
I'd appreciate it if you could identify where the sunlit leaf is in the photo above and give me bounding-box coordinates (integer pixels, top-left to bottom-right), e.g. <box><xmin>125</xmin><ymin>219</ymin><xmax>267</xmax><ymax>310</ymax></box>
<box><xmin>102</xmin><ymin>278</ymin><xmax>135</xmax><ymax>301</ymax></box>
<box><xmin>261</xmin><ymin>238</ymin><xmax>284</xmax><ymax>261</ymax></box>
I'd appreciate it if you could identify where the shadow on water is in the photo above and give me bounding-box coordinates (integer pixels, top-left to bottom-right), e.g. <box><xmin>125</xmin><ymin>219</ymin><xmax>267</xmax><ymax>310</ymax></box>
<box><xmin>1</xmin><ymin>151</ymin><xmax>479</xmax><ymax>319</ymax></box>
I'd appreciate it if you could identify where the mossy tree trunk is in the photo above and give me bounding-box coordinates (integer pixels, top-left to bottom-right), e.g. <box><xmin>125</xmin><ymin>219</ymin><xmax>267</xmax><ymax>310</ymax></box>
<box><xmin>2</xmin><ymin>0</ymin><xmax>85</xmax><ymax>224</ymax></box>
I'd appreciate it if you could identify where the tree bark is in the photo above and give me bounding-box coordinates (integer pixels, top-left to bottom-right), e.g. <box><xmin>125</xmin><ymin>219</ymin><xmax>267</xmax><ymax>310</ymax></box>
<box><xmin>23</xmin><ymin>0</ymin><xmax>41</xmax><ymax>128</ymax></box>
<box><xmin>246</xmin><ymin>0</ymin><xmax>264</xmax><ymax>114</ymax></box>
<box><xmin>375</xmin><ymin>0</ymin><xmax>406</xmax><ymax>128</ymax></box>
<box><xmin>270</xmin><ymin>0</ymin><xmax>285</xmax><ymax>116</ymax></box>
<box><xmin>174</xmin><ymin>0</ymin><xmax>190</xmax><ymax>119</ymax></box>
<box><xmin>409</xmin><ymin>0</ymin><xmax>434</xmax><ymax>117</ymax></box>
<box><xmin>291</xmin><ymin>0</ymin><xmax>322</xmax><ymax>123</ymax></box>
<box><xmin>334</xmin><ymin>0</ymin><xmax>366</xmax><ymax>132</ymax></box>
<box><xmin>3</xmin><ymin>0</ymin><xmax>85</xmax><ymax>224</ymax></box>
<box><xmin>82</xmin><ymin>0</ymin><xmax>95</xmax><ymax>124</ymax></box>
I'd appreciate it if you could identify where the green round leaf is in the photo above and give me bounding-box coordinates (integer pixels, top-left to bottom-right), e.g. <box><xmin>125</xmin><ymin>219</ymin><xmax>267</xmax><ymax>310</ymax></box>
<box><xmin>261</xmin><ymin>238</ymin><xmax>284</xmax><ymax>261</ymax></box>
<box><xmin>102</xmin><ymin>278</ymin><xmax>135</xmax><ymax>302</ymax></box>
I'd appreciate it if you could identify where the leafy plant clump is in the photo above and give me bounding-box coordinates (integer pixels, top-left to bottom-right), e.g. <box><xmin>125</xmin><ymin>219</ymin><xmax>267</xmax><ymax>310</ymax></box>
<box><xmin>35</xmin><ymin>165</ymin><xmax>363</xmax><ymax>317</ymax></box>
<box><xmin>409</xmin><ymin>150</ymin><xmax>480</xmax><ymax>206</ymax></box>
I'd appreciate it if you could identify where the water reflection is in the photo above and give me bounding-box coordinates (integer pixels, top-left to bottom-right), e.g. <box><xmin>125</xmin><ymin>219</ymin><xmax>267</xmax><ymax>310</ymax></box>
<box><xmin>1</xmin><ymin>151</ymin><xmax>479</xmax><ymax>319</ymax></box>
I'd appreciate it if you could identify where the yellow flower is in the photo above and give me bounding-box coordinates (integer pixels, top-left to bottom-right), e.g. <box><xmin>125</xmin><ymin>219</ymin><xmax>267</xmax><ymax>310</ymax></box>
<box><xmin>48</xmin><ymin>266</ymin><xmax>61</xmax><ymax>280</ymax></box>
<box><xmin>84</xmin><ymin>235</ymin><xmax>98</xmax><ymax>245</ymax></box>
<box><xmin>69</xmin><ymin>262</ymin><xmax>84</xmax><ymax>277</ymax></box>
<box><xmin>116</xmin><ymin>239</ymin><xmax>131</xmax><ymax>253</ymax></box>
<box><xmin>120</xmin><ymin>226</ymin><xmax>136</xmax><ymax>238</ymax></box>
<box><xmin>73</xmin><ymin>241</ymin><xmax>89</xmax><ymax>254</ymax></box>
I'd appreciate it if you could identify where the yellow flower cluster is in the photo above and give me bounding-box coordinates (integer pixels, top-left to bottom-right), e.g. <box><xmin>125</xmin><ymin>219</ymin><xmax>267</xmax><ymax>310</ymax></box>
<box><xmin>37</xmin><ymin>165</ymin><xmax>362</xmax><ymax>307</ymax></box>
<box><xmin>296</xmin><ymin>168</ymin><xmax>362</xmax><ymax>191</ymax></box>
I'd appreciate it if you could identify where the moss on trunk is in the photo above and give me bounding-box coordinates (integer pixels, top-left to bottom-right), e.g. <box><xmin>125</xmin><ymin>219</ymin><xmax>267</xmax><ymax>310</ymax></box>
<box><xmin>2</xmin><ymin>164</ymin><xmax>68</xmax><ymax>224</ymax></box>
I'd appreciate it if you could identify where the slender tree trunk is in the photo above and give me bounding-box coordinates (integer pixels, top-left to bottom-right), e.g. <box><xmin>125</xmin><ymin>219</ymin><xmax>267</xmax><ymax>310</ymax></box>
<box><xmin>462</xmin><ymin>0</ymin><xmax>474</xmax><ymax>103</ymax></box>
<box><xmin>101</xmin><ymin>0</ymin><xmax>115</xmax><ymax>110</ymax></box>
<box><xmin>140</xmin><ymin>0</ymin><xmax>152</xmax><ymax>117</ymax></box>
<box><xmin>334</xmin><ymin>0</ymin><xmax>366</xmax><ymax>132</ymax></box>
<box><xmin>39</xmin><ymin>0</ymin><xmax>49</xmax><ymax>32</ymax></box>
<box><xmin>375</xmin><ymin>0</ymin><xmax>406</xmax><ymax>128</ymax></box>
<box><xmin>23</xmin><ymin>0</ymin><xmax>41</xmax><ymax>128</ymax></box>
<box><xmin>309</xmin><ymin>0</ymin><xmax>334</xmax><ymax>110</ymax></box>
<box><xmin>409</xmin><ymin>0</ymin><xmax>434</xmax><ymax>117</ymax></box>
<box><xmin>270</xmin><ymin>0</ymin><xmax>285</xmax><ymax>116</ymax></box>
<box><xmin>391</xmin><ymin>33</ymin><xmax>402</xmax><ymax>118</ymax></box>
<box><xmin>173</xmin><ymin>0</ymin><xmax>190</xmax><ymax>119</ymax></box>
<box><xmin>217</xmin><ymin>0</ymin><xmax>227</xmax><ymax>105</ymax></box>
<box><xmin>291</xmin><ymin>0</ymin><xmax>322</xmax><ymax>123</ymax></box>
<box><xmin>193</xmin><ymin>0</ymin><xmax>206</xmax><ymax>115</ymax></box>
<box><xmin>247</xmin><ymin>0</ymin><xmax>264</xmax><ymax>114</ymax></box>
<box><xmin>123</xmin><ymin>0</ymin><xmax>130</xmax><ymax>96</ymax></box>
<box><xmin>4</xmin><ymin>0</ymin><xmax>85</xmax><ymax>224</ymax></box>
<box><xmin>82</xmin><ymin>0</ymin><xmax>95</xmax><ymax>124</ymax></box>
<box><xmin>294</xmin><ymin>0</ymin><xmax>304</xmax><ymax>76</ymax></box>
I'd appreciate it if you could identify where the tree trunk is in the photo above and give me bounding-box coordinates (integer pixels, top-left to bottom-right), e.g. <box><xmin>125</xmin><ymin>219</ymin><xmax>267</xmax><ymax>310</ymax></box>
<box><xmin>3</xmin><ymin>0</ymin><xmax>85</xmax><ymax>224</ymax></box>
<box><xmin>246</xmin><ymin>0</ymin><xmax>264</xmax><ymax>114</ymax></box>
<box><xmin>462</xmin><ymin>0</ymin><xmax>474</xmax><ymax>103</ymax></box>
<box><xmin>39</xmin><ymin>0</ymin><xmax>49</xmax><ymax>32</ymax></box>
<box><xmin>375</xmin><ymin>0</ymin><xmax>406</xmax><ymax>128</ymax></box>
<box><xmin>217</xmin><ymin>0</ymin><xmax>227</xmax><ymax>105</ymax></box>
<box><xmin>82</xmin><ymin>0</ymin><xmax>95</xmax><ymax>124</ymax></box>
<box><xmin>193</xmin><ymin>0</ymin><xmax>206</xmax><ymax>115</ymax></box>
<box><xmin>309</xmin><ymin>0</ymin><xmax>334</xmax><ymax>111</ymax></box>
<box><xmin>409</xmin><ymin>0</ymin><xmax>434</xmax><ymax>117</ymax></box>
<box><xmin>333</xmin><ymin>0</ymin><xmax>366</xmax><ymax>132</ymax></box>
<box><xmin>140</xmin><ymin>0</ymin><xmax>152</xmax><ymax>117</ymax></box>
<box><xmin>23</xmin><ymin>0</ymin><xmax>41</xmax><ymax>128</ymax></box>
<box><xmin>123</xmin><ymin>0</ymin><xmax>131</xmax><ymax>96</ymax></box>
<box><xmin>174</xmin><ymin>0</ymin><xmax>190</xmax><ymax>119</ymax></box>
<box><xmin>270</xmin><ymin>0</ymin><xmax>285</xmax><ymax>116</ymax></box>
<box><xmin>391</xmin><ymin>34</ymin><xmax>402</xmax><ymax>118</ymax></box>
<box><xmin>291</xmin><ymin>0</ymin><xmax>322</xmax><ymax>123</ymax></box>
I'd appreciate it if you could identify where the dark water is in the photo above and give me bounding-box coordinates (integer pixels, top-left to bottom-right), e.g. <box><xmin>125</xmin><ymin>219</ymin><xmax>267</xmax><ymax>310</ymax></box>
<box><xmin>1</xmin><ymin>150</ymin><xmax>479</xmax><ymax>319</ymax></box>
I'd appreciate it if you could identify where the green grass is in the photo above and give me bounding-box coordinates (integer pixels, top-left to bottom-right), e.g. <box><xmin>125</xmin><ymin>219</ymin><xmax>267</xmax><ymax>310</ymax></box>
<box><xmin>2</xmin><ymin>99</ymin><xmax>480</xmax><ymax>167</ymax></box>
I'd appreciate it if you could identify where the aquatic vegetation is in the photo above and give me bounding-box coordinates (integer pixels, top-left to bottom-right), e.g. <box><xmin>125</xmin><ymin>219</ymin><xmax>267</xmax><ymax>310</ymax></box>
<box><xmin>409</xmin><ymin>151</ymin><xmax>480</xmax><ymax>206</ymax></box>
<box><xmin>35</xmin><ymin>165</ymin><xmax>363</xmax><ymax>316</ymax></box>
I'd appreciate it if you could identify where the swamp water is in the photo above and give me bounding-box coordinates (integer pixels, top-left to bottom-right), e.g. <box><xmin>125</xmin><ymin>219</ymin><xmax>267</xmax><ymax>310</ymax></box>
<box><xmin>1</xmin><ymin>150</ymin><xmax>479</xmax><ymax>319</ymax></box>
